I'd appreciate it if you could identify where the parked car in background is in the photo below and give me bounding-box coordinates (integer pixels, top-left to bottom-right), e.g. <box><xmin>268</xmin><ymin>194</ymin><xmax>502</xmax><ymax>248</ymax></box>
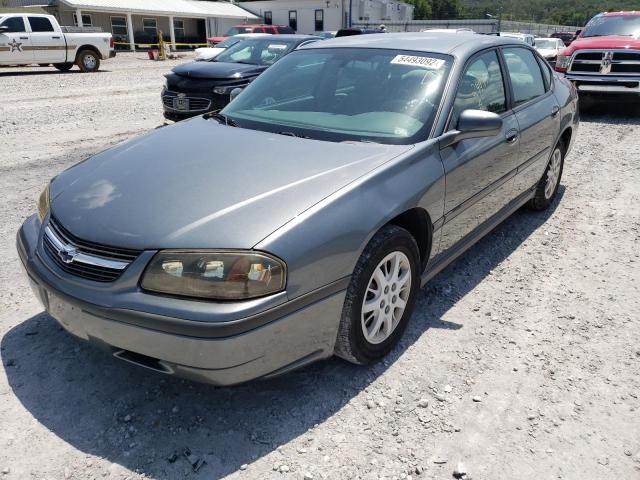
<box><xmin>421</xmin><ymin>28</ymin><xmax>476</xmax><ymax>33</ymax></box>
<box><xmin>194</xmin><ymin>33</ymin><xmax>269</xmax><ymax>61</ymax></box>
<box><xmin>550</xmin><ymin>31</ymin><xmax>576</xmax><ymax>46</ymax></box>
<box><xmin>555</xmin><ymin>11</ymin><xmax>640</xmax><ymax>95</ymax></box>
<box><xmin>0</xmin><ymin>13</ymin><xmax>114</xmax><ymax>72</ymax></box>
<box><xmin>535</xmin><ymin>37</ymin><xmax>565</xmax><ymax>64</ymax></box>
<box><xmin>335</xmin><ymin>27</ymin><xmax>384</xmax><ymax>37</ymax></box>
<box><xmin>20</xmin><ymin>33</ymin><xmax>578</xmax><ymax>386</ymax></box>
<box><xmin>207</xmin><ymin>24</ymin><xmax>295</xmax><ymax>45</ymax></box>
<box><xmin>318</xmin><ymin>31</ymin><xmax>337</xmax><ymax>39</ymax></box>
<box><xmin>162</xmin><ymin>35</ymin><xmax>319</xmax><ymax>121</ymax></box>
<box><xmin>499</xmin><ymin>32</ymin><xmax>535</xmax><ymax>46</ymax></box>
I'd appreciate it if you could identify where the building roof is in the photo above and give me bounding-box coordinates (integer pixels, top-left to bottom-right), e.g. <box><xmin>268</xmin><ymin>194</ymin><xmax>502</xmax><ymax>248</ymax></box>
<box><xmin>57</xmin><ymin>0</ymin><xmax>258</xmax><ymax>19</ymax></box>
<box><xmin>300</xmin><ymin>32</ymin><xmax>524</xmax><ymax>56</ymax></box>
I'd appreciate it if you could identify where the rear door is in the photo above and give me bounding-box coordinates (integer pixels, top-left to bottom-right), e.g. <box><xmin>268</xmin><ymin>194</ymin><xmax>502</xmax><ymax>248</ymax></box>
<box><xmin>27</xmin><ymin>16</ymin><xmax>66</xmax><ymax>63</ymax></box>
<box><xmin>502</xmin><ymin>47</ymin><xmax>560</xmax><ymax>195</ymax></box>
<box><xmin>438</xmin><ymin>49</ymin><xmax>520</xmax><ymax>253</ymax></box>
<box><xmin>0</xmin><ymin>15</ymin><xmax>33</xmax><ymax>64</ymax></box>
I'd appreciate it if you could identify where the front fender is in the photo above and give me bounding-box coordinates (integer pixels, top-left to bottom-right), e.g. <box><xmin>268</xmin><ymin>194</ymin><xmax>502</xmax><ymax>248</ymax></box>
<box><xmin>256</xmin><ymin>140</ymin><xmax>446</xmax><ymax>299</ymax></box>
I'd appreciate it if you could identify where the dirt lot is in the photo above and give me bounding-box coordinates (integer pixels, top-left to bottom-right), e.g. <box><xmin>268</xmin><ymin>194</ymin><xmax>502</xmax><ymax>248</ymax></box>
<box><xmin>1</xmin><ymin>53</ymin><xmax>639</xmax><ymax>480</ymax></box>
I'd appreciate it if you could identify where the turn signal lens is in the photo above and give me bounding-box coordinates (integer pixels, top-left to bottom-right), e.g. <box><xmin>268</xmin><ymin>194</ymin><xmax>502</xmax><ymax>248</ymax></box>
<box><xmin>37</xmin><ymin>183</ymin><xmax>51</xmax><ymax>222</ymax></box>
<box><xmin>141</xmin><ymin>251</ymin><xmax>286</xmax><ymax>300</ymax></box>
<box><xmin>555</xmin><ymin>55</ymin><xmax>570</xmax><ymax>71</ymax></box>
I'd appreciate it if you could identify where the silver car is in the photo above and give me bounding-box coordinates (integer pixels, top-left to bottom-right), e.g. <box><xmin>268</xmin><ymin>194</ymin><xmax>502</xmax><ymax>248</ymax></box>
<box><xmin>18</xmin><ymin>33</ymin><xmax>579</xmax><ymax>385</ymax></box>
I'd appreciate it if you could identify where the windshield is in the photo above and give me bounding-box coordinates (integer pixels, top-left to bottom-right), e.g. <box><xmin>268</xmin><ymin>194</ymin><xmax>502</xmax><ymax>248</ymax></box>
<box><xmin>225</xmin><ymin>26</ymin><xmax>253</xmax><ymax>36</ymax></box>
<box><xmin>214</xmin><ymin>38</ymin><xmax>295</xmax><ymax>65</ymax></box>
<box><xmin>222</xmin><ymin>48</ymin><xmax>452</xmax><ymax>144</ymax></box>
<box><xmin>535</xmin><ymin>39</ymin><xmax>558</xmax><ymax>49</ymax></box>
<box><xmin>216</xmin><ymin>37</ymin><xmax>243</xmax><ymax>49</ymax></box>
<box><xmin>582</xmin><ymin>15</ymin><xmax>640</xmax><ymax>37</ymax></box>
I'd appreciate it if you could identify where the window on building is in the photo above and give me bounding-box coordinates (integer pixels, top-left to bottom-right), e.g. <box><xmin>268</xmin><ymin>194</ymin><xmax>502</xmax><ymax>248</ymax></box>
<box><xmin>264</xmin><ymin>11</ymin><xmax>272</xmax><ymax>25</ymax></box>
<box><xmin>28</xmin><ymin>16</ymin><xmax>54</xmax><ymax>32</ymax></box>
<box><xmin>111</xmin><ymin>16</ymin><xmax>128</xmax><ymax>37</ymax></box>
<box><xmin>72</xmin><ymin>13</ymin><xmax>93</xmax><ymax>26</ymax></box>
<box><xmin>173</xmin><ymin>19</ymin><xmax>185</xmax><ymax>39</ymax></box>
<box><xmin>143</xmin><ymin>18</ymin><xmax>157</xmax><ymax>36</ymax></box>
<box><xmin>0</xmin><ymin>16</ymin><xmax>26</xmax><ymax>32</ymax></box>
<box><xmin>314</xmin><ymin>9</ymin><xmax>324</xmax><ymax>31</ymax></box>
<box><xmin>288</xmin><ymin>10</ymin><xmax>297</xmax><ymax>31</ymax></box>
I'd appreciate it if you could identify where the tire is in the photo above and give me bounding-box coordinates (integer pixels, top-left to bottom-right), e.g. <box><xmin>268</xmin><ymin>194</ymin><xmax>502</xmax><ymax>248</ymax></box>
<box><xmin>76</xmin><ymin>49</ymin><xmax>100</xmax><ymax>73</ymax></box>
<box><xmin>335</xmin><ymin>225</ymin><xmax>420</xmax><ymax>365</ymax></box>
<box><xmin>54</xmin><ymin>63</ymin><xmax>73</xmax><ymax>72</ymax></box>
<box><xmin>526</xmin><ymin>140</ymin><xmax>565</xmax><ymax>211</ymax></box>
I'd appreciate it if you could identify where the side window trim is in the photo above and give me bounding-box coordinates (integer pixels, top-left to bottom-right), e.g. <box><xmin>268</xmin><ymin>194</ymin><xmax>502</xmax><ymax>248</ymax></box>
<box><xmin>445</xmin><ymin>47</ymin><xmax>509</xmax><ymax>132</ymax></box>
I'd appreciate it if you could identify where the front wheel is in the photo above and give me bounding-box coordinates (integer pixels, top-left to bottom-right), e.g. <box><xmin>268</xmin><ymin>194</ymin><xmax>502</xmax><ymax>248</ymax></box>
<box><xmin>335</xmin><ymin>225</ymin><xmax>420</xmax><ymax>365</ymax></box>
<box><xmin>76</xmin><ymin>50</ymin><xmax>100</xmax><ymax>73</ymax></box>
<box><xmin>527</xmin><ymin>141</ymin><xmax>565</xmax><ymax>211</ymax></box>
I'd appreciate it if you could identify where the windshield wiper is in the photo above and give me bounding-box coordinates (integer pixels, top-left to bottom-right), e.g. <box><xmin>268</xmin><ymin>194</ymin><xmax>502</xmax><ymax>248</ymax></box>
<box><xmin>208</xmin><ymin>111</ymin><xmax>238</xmax><ymax>127</ymax></box>
<box><xmin>276</xmin><ymin>131</ymin><xmax>309</xmax><ymax>139</ymax></box>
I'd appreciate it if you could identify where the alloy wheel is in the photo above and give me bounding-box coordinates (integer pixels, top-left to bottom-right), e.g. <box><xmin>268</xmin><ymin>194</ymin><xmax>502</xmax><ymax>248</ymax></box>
<box><xmin>545</xmin><ymin>148</ymin><xmax>562</xmax><ymax>199</ymax></box>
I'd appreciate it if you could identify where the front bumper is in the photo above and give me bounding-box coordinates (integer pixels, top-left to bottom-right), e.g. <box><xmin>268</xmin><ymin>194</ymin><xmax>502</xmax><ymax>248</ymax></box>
<box><xmin>162</xmin><ymin>89</ymin><xmax>229</xmax><ymax>121</ymax></box>
<box><xmin>17</xmin><ymin>215</ymin><xmax>347</xmax><ymax>385</ymax></box>
<box><xmin>564</xmin><ymin>73</ymin><xmax>640</xmax><ymax>93</ymax></box>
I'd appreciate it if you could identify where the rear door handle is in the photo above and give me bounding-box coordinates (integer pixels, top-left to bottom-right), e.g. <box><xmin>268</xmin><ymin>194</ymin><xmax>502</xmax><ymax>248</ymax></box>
<box><xmin>551</xmin><ymin>106</ymin><xmax>560</xmax><ymax>118</ymax></box>
<box><xmin>52</xmin><ymin>35</ymin><xmax>61</xmax><ymax>39</ymax></box>
<box><xmin>19</xmin><ymin>36</ymin><xmax>29</xmax><ymax>40</ymax></box>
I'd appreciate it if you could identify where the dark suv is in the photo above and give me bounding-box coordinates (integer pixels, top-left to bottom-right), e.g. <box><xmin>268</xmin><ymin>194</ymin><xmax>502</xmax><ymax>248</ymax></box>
<box><xmin>162</xmin><ymin>35</ymin><xmax>319</xmax><ymax>121</ymax></box>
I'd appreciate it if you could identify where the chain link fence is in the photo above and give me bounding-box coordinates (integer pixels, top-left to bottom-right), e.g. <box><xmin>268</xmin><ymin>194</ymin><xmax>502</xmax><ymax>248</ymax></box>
<box><xmin>352</xmin><ymin>19</ymin><xmax>580</xmax><ymax>35</ymax></box>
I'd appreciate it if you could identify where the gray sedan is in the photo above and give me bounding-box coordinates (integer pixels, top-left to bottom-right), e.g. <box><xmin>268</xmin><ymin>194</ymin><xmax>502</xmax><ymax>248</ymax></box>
<box><xmin>18</xmin><ymin>33</ymin><xmax>578</xmax><ymax>385</ymax></box>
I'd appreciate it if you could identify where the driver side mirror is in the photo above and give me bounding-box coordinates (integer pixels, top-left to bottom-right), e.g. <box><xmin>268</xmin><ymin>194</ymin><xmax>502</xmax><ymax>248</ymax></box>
<box><xmin>439</xmin><ymin>110</ymin><xmax>503</xmax><ymax>149</ymax></box>
<box><xmin>0</xmin><ymin>26</ymin><xmax>10</xmax><ymax>33</ymax></box>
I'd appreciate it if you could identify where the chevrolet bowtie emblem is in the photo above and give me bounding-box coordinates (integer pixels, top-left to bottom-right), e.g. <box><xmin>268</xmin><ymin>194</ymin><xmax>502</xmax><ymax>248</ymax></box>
<box><xmin>58</xmin><ymin>245</ymin><xmax>79</xmax><ymax>264</ymax></box>
<box><xmin>8</xmin><ymin>39</ymin><xmax>23</xmax><ymax>53</ymax></box>
<box><xmin>600</xmin><ymin>51</ymin><xmax>614</xmax><ymax>75</ymax></box>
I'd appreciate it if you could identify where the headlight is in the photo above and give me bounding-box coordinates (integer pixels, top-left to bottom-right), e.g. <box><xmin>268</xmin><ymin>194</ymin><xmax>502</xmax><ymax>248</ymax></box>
<box><xmin>556</xmin><ymin>55</ymin><xmax>571</xmax><ymax>70</ymax></box>
<box><xmin>141</xmin><ymin>250</ymin><xmax>286</xmax><ymax>300</ymax></box>
<box><xmin>213</xmin><ymin>84</ymin><xmax>248</xmax><ymax>95</ymax></box>
<box><xmin>37</xmin><ymin>182</ymin><xmax>51</xmax><ymax>222</ymax></box>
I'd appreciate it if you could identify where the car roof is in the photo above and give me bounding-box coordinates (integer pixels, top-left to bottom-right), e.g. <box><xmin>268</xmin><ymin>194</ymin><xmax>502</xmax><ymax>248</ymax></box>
<box><xmin>602</xmin><ymin>11</ymin><xmax>640</xmax><ymax>16</ymax></box>
<box><xmin>298</xmin><ymin>32</ymin><xmax>524</xmax><ymax>56</ymax></box>
<box><xmin>242</xmin><ymin>34</ymin><xmax>320</xmax><ymax>42</ymax></box>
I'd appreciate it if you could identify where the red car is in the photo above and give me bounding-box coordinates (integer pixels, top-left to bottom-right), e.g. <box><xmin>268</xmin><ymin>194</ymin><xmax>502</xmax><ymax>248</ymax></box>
<box><xmin>555</xmin><ymin>11</ymin><xmax>640</xmax><ymax>95</ymax></box>
<box><xmin>208</xmin><ymin>24</ymin><xmax>295</xmax><ymax>45</ymax></box>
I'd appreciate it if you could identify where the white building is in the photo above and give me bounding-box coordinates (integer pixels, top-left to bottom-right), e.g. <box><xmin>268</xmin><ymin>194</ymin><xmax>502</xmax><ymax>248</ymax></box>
<box><xmin>238</xmin><ymin>0</ymin><xmax>414</xmax><ymax>34</ymax></box>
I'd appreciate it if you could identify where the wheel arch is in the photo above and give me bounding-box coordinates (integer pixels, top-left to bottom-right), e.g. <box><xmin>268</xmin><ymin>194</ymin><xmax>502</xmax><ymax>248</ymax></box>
<box><xmin>75</xmin><ymin>45</ymin><xmax>101</xmax><ymax>62</ymax></box>
<box><xmin>386</xmin><ymin>207</ymin><xmax>433</xmax><ymax>271</ymax></box>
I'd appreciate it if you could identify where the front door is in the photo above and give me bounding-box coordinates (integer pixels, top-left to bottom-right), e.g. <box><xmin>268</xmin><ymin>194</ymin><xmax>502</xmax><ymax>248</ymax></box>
<box><xmin>0</xmin><ymin>15</ymin><xmax>33</xmax><ymax>64</ymax></box>
<box><xmin>437</xmin><ymin>49</ymin><xmax>520</xmax><ymax>254</ymax></box>
<box><xmin>27</xmin><ymin>16</ymin><xmax>66</xmax><ymax>63</ymax></box>
<box><xmin>501</xmin><ymin>47</ymin><xmax>560</xmax><ymax>195</ymax></box>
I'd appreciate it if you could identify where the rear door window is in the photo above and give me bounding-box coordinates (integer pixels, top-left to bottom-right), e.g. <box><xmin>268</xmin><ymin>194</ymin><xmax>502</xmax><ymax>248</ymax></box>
<box><xmin>503</xmin><ymin>48</ymin><xmax>546</xmax><ymax>106</ymax></box>
<box><xmin>28</xmin><ymin>16</ymin><xmax>55</xmax><ymax>32</ymax></box>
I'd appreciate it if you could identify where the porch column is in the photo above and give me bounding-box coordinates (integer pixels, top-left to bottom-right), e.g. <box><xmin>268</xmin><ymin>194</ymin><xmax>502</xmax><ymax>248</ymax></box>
<box><xmin>205</xmin><ymin>17</ymin><xmax>210</xmax><ymax>40</ymax></box>
<box><xmin>76</xmin><ymin>8</ymin><xmax>83</xmax><ymax>27</ymax></box>
<box><xmin>126</xmin><ymin>13</ymin><xmax>135</xmax><ymax>51</ymax></box>
<box><xmin>169</xmin><ymin>15</ymin><xmax>176</xmax><ymax>51</ymax></box>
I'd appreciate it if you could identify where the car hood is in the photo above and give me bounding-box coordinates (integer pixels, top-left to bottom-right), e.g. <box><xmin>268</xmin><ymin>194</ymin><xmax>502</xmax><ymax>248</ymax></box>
<box><xmin>536</xmin><ymin>48</ymin><xmax>558</xmax><ymax>57</ymax></box>
<box><xmin>564</xmin><ymin>35</ymin><xmax>640</xmax><ymax>54</ymax></box>
<box><xmin>50</xmin><ymin>118</ymin><xmax>411</xmax><ymax>250</ymax></box>
<box><xmin>172</xmin><ymin>61</ymin><xmax>266</xmax><ymax>80</ymax></box>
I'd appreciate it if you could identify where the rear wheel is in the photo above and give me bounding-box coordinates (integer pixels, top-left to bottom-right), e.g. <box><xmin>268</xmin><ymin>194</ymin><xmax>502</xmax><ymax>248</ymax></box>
<box><xmin>77</xmin><ymin>50</ymin><xmax>100</xmax><ymax>72</ymax></box>
<box><xmin>527</xmin><ymin>141</ymin><xmax>565</xmax><ymax>211</ymax></box>
<box><xmin>54</xmin><ymin>63</ymin><xmax>73</xmax><ymax>72</ymax></box>
<box><xmin>335</xmin><ymin>225</ymin><xmax>420</xmax><ymax>365</ymax></box>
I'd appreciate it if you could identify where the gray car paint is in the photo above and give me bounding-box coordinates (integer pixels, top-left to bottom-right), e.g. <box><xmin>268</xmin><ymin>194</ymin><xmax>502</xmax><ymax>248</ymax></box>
<box><xmin>18</xmin><ymin>33</ymin><xmax>579</xmax><ymax>385</ymax></box>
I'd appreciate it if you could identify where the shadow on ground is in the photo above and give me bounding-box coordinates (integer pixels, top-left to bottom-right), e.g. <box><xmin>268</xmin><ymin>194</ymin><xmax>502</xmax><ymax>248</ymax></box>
<box><xmin>578</xmin><ymin>94</ymin><xmax>640</xmax><ymax>123</ymax></box>
<box><xmin>2</xmin><ymin>188</ymin><xmax>564</xmax><ymax>479</ymax></box>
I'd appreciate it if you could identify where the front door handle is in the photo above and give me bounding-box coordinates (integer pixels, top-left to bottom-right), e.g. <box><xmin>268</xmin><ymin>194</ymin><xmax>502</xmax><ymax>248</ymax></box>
<box><xmin>505</xmin><ymin>129</ymin><xmax>519</xmax><ymax>144</ymax></box>
<box><xmin>52</xmin><ymin>35</ymin><xmax>61</xmax><ymax>39</ymax></box>
<box><xmin>551</xmin><ymin>106</ymin><xmax>560</xmax><ymax>118</ymax></box>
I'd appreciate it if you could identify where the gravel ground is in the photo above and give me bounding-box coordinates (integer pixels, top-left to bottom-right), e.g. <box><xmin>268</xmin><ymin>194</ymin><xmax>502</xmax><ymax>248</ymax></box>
<box><xmin>1</xmin><ymin>53</ymin><xmax>639</xmax><ymax>480</ymax></box>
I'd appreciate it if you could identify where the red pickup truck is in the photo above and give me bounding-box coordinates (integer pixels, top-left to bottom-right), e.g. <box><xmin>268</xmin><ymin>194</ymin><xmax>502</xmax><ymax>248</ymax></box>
<box><xmin>555</xmin><ymin>11</ymin><xmax>640</xmax><ymax>94</ymax></box>
<box><xmin>208</xmin><ymin>24</ymin><xmax>294</xmax><ymax>45</ymax></box>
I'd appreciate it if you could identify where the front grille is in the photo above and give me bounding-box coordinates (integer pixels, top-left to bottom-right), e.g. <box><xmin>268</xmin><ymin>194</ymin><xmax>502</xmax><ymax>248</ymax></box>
<box><xmin>162</xmin><ymin>92</ymin><xmax>212</xmax><ymax>112</ymax></box>
<box><xmin>569</xmin><ymin>50</ymin><xmax>640</xmax><ymax>76</ymax></box>
<box><xmin>43</xmin><ymin>217</ymin><xmax>141</xmax><ymax>282</ymax></box>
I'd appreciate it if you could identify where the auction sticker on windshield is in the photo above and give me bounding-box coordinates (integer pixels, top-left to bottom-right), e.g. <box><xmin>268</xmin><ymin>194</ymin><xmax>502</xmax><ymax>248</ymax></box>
<box><xmin>391</xmin><ymin>55</ymin><xmax>445</xmax><ymax>69</ymax></box>
<box><xmin>268</xmin><ymin>44</ymin><xmax>288</xmax><ymax>49</ymax></box>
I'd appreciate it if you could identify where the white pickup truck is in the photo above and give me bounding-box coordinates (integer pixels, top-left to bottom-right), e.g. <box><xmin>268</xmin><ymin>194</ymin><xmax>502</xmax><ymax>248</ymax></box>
<box><xmin>0</xmin><ymin>13</ymin><xmax>114</xmax><ymax>72</ymax></box>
